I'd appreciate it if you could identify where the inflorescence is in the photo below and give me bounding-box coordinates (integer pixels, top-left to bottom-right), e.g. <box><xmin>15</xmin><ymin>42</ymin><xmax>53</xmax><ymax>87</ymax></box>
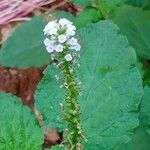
<box><xmin>43</xmin><ymin>18</ymin><xmax>84</xmax><ymax>150</ymax></box>
<box><xmin>43</xmin><ymin>18</ymin><xmax>81</xmax><ymax>61</ymax></box>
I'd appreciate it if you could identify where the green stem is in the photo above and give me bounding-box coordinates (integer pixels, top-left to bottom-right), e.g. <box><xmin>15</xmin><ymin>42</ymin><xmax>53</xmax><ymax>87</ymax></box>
<box><xmin>60</xmin><ymin>53</ymin><xmax>83</xmax><ymax>150</ymax></box>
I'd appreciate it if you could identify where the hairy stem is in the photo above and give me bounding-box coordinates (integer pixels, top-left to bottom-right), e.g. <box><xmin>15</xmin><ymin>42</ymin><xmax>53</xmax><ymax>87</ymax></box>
<box><xmin>60</xmin><ymin>53</ymin><xmax>83</xmax><ymax>150</ymax></box>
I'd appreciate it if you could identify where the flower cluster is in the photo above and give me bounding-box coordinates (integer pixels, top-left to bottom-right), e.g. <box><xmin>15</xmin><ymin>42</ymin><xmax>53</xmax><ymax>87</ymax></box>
<box><xmin>43</xmin><ymin>17</ymin><xmax>84</xmax><ymax>149</ymax></box>
<box><xmin>43</xmin><ymin>18</ymin><xmax>81</xmax><ymax>61</ymax></box>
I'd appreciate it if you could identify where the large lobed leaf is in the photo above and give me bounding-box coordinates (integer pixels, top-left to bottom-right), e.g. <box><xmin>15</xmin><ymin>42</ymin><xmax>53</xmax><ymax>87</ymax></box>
<box><xmin>119</xmin><ymin>85</ymin><xmax>150</xmax><ymax>150</ymax></box>
<box><xmin>0</xmin><ymin>92</ymin><xmax>43</xmax><ymax>150</ymax></box>
<box><xmin>113</xmin><ymin>5</ymin><xmax>150</xmax><ymax>59</ymax></box>
<box><xmin>35</xmin><ymin>20</ymin><xmax>143</xmax><ymax>149</ymax></box>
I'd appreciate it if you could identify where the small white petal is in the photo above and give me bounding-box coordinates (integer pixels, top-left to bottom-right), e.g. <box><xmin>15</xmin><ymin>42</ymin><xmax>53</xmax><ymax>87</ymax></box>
<box><xmin>67</xmin><ymin>24</ymin><xmax>76</xmax><ymax>31</ymax></box>
<box><xmin>44</xmin><ymin>38</ymin><xmax>50</xmax><ymax>46</ymax></box>
<box><xmin>44</xmin><ymin>38</ymin><xmax>54</xmax><ymax>47</ymax></box>
<box><xmin>59</xmin><ymin>18</ymin><xmax>72</xmax><ymax>26</ymax></box>
<box><xmin>58</xmin><ymin>35</ymin><xmax>67</xmax><ymax>43</ymax></box>
<box><xmin>55</xmin><ymin>44</ymin><xmax>64</xmax><ymax>52</ymax></box>
<box><xmin>68</xmin><ymin>37</ymin><xmax>78</xmax><ymax>46</ymax></box>
<box><xmin>65</xmin><ymin>54</ymin><xmax>73</xmax><ymax>61</ymax></box>
<box><xmin>43</xmin><ymin>20</ymin><xmax>58</xmax><ymax>35</ymax></box>
<box><xmin>50</xmin><ymin>28</ymin><xmax>58</xmax><ymax>35</ymax></box>
<box><xmin>65</xmin><ymin>24</ymin><xmax>76</xmax><ymax>36</ymax></box>
<box><xmin>46</xmin><ymin>45</ymin><xmax>55</xmax><ymax>53</ymax></box>
<box><xmin>66</xmin><ymin>30</ymin><xmax>75</xmax><ymax>36</ymax></box>
<box><xmin>74</xmin><ymin>43</ymin><xmax>81</xmax><ymax>51</ymax></box>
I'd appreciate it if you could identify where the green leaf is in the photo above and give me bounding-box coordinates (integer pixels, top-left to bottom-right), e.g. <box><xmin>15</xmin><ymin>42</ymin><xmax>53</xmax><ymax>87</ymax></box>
<box><xmin>141</xmin><ymin>86</ymin><xmax>150</xmax><ymax>134</ymax></box>
<box><xmin>50</xmin><ymin>145</ymin><xmax>64</xmax><ymax>150</ymax></box>
<box><xmin>135</xmin><ymin>61</ymin><xmax>145</xmax><ymax>79</ymax></box>
<box><xmin>97</xmin><ymin>0</ymin><xmax>128</xmax><ymax>17</ymax></box>
<box><xmin>0</xmin><ymin>15</ymin><xmax>48</xmax><ymax>68</ymax></box>
<box><xmin>119</xmin><ymin>126</ymin><xmax>150</xmax><ymax>150</ymax></box>
<box><xmin>71</xmin><ymin>0</ymin><xmax>95</xmax><ymax>6</ymax></box>
<box><xmin>0</xmin><ymin>92</ymin><xmax>44</xmax><ymax>150</ymax></box>
<box><xmin>113</xmin><ymin>5</ymin><xmax>150</xmax><ymax>59</ymax></box>
<box><xmin>126</xmin><ymin>0</ymin><xmax>150</xmax><ymax>9</ymax></box>
<box><xmin>0</xmin><ymin>12</ymin><xmax>75</xmax><ymax>68</ymax></box>
<box><xmin>119</xmin><ymin>85</ymin><xmax>150</xmax><ymax>150</ymax></box>
<box><xmin>35</xmin><ymin>66</ymin><xmax>67</xmax><ymax>131</ymax></box>
<box><xmin>35</xmin><ymin>21</ymin><xmax>143</xmax><ymax>149</ymax></box>
<box><xmin>75</xmin><ymin>7</ymin><xmax>101</xmax><ymax>28</ymax></box>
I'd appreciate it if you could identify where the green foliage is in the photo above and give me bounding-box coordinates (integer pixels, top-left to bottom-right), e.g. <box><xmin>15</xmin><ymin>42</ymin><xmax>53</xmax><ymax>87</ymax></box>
<box><xmin>141</xmin><ymin>86</ymin><xmax>150</xmax><ymax>134</ymax></box>
<box><xmin>119</xmin><ymin>126</ymin><xmax>150</xmax><ymax>150</ymax></box>
<box><xmin>0</xmin><ymin>92</ymin><xmax>43</xmax><ymax>150</ymax></box>
<box><xmin>0</xmin><ymin>5</ymin><xmax>147</xmax><ymax>149</ymax></box>
<box><xmin>135</xmin><ymin>61</ymin><xmax>145</xmax><ymax>79</ymax></box>
<box><xmin>0</xmin><ymin>12</ymin><xmax>75</xmax><ymax>68</ymax></box>
<box><xmin>97</xmin><ymin>0</ymin><xmax>128</xmax><ymax>17</ymax></box>
<box><xmin>35</xmin><ymin>21</ymin><xmax>143</xmax><ymax>149</ymax></box>
<box><xmin>126</xmin><ymin>0</ymin><xmax>150</xmax><ymax>9</ymax></box>
<box><xmin>71</xmin><ymin>0</ymin><xmax>95</xmax><ymax>6</ymax></box>
<box><xmin>50</xmin><ymin>146</ymin><xmax>64</xmax><ymax>150</ymax></box>
<box><xmin>113</xmin><ymin>5</ymin><xmax>150</xmax><ymax>59</ymax></box>
<box><xmin>0</xmin><ymin>15</ymin><xmax>48</xmax><ymax>68</ymax></box>
<box><xmin>75</xmin><ymin>7</ymin><xmax>102</xmax><ymax>28</ymax></box>
<box><xmin>35</xmin><ymin>65</ymin><xmax>66</xmax><ymax>130</ymax></box>
<box><xmin>119</xmin><ymin>85</ymin><xmax>150</xmax><ymax>150</ymax></box>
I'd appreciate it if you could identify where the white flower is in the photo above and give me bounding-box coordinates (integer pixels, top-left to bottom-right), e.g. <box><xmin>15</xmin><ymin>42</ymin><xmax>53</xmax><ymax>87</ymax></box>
<box><xmin>43</xmin><ymin>18</ymin><xmax>80</xmax><ymax>56</ymax></box>
<box><xmin>68</xmin><ymin>24</ymin><xmax>76</xmax><ymax>31</ymax></box>
<box><xmin>50</xmin><ymin>28</ymin><xmax>57</xmax><ymax>35</ymax></box>
<box><xmin>66</xmin><ymin>29</ymin><xmax>75</xmax><ymax>36</ymax></box>
<box><xmin>65</xmin><ymin>54</ymin><xmax>73</xmax><ymax>61</ymax></box>
<box><xmin>44</xmin><ymin>38</ymin><xmax>50</xmax><ymax>46</ymax></box>
<box><xmin>43</xmin><ymin>20</ymin><xmax>58</xmax><ymax>35</ymax></box>
<box><xmin>74</xmin><ymin>43</ymin><xmax>81</xmax><ymax>51</ymax></box>
<box><xmin>44</xmin><ymin>38</ymin><xmax>54</xmax><ymax>47</ymax></box>
<box><xmin>59</xmin><ymin>18</ymin><xmax>71</xmax><ymax>26</ymax></box>
<box><xmin>46</xmin><ymin>45</ymin><xmax>55</xmax><ymax>53</ymax></box>
<box><xmin>68</xmin><ymin>37</ymin><xmax>78</xmax><ymax>46</ymax></box>
<box><xmin>70</xmin><ymin>43</ymin><xmax>81</xmax><ymax>51</ymax></box>
<box><xmin>58</xmin><ymin>35</ymin><xmax>67</xmax><ymax>43</ymax></box>
<box><xmin>55</xmin><ymin>44</ymin><xmax>64</xmax><ymax>52</ymax></box>
<box><xmin>66</xmin><ymin>24</ymin><xmax>76</xmax><ymax>36</ymax></box>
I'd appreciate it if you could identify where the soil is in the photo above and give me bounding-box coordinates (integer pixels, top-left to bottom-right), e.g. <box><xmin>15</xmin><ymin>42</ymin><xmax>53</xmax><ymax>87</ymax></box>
<box><xmin>0</xmin><ymin>65</ymin><xmax>45</xmax><ymax>107</ymax></box>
